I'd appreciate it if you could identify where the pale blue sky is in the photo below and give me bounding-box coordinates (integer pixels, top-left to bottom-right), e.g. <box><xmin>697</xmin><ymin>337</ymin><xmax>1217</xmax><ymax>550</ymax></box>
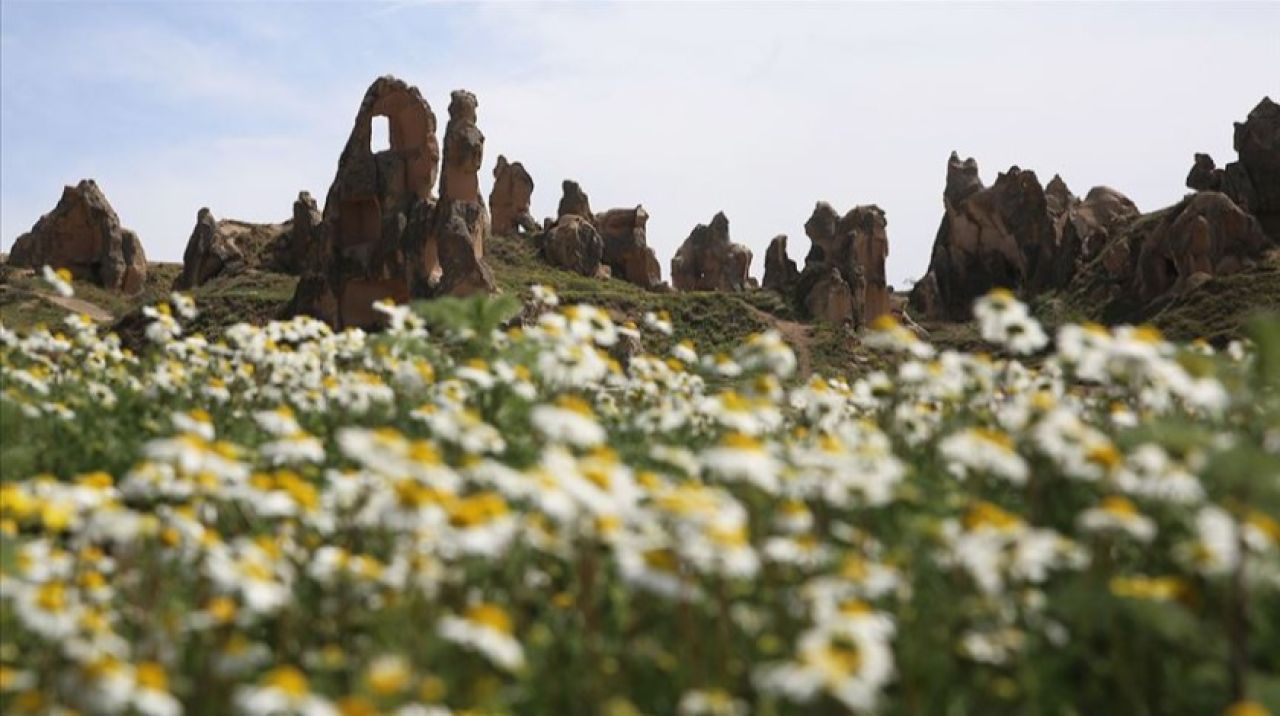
<box><xmin>2</xmin><ymin>2</ymin><xmax>1277</xmax><ymax>285</ymax></box>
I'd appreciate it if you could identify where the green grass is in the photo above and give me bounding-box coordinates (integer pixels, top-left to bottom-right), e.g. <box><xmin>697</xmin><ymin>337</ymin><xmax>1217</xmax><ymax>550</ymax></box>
<box><xmin>1</xmin><ymin>232</ymin><xmax>928</xmax><ymax>378</ymax></box>
<box><xmin>1150</xmin><ymin>255</ymin><xmax>1280</xmax><ymax>344</ymax></box>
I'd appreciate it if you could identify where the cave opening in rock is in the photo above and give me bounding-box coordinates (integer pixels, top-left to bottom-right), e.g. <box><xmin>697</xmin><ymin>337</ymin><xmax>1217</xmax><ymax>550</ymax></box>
<box><xmin>371</xmin><ymin>115</ymin><xmax>391</xmax><ymax>153</ymax></box>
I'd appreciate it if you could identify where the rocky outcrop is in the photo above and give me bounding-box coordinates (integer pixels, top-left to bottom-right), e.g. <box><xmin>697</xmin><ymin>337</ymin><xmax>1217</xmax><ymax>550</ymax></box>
<box><xmin>1182</xmin><ymin>97</ymin><xmax>1279</xmax><ymax>240</ymax></box>
<box><xmin>435</xmin><ymin>202</ymin><xmax>498</xmax><ymax>297</ymax></box>
<box><xmin>7</xmin><ymin>180</ymin><xmax>146</xmax><ymax>293</ymax></box>
<box><xmin>787</xmin><ymin>202</ymin><xmax>890</xmax><ymax>326</ymax></box>
<box><xmin>801</xmin><ymin>266</ymin><xmax>856</xmax><ymax>326</ymax></box>
<box><xmin>761</xmin><ymin>235</ymin><xmax>799</xmax><ymax>292</ymax></box>
<box><xmin>670</xmin><ymin>212</ymin><xmax>752</xmax><ymax>292</ymax></box>
<box><xmin>1065</xmin><ymin>98</ymin><xmax>1279</xmax><ymax>324</ymax></box>
<box><xmin>173</xmin><ymin>208</ymin><xmax>297</xmax><ymax>290</ymax></box>
<box><xmin>281</xmin><ymin>191</ymin><xmax>322</xmax><ymax>273</ymax></box>
<box><xmin>536</xmin><ymin>182</ymin><xmax>659</xmax><ymax>286</ymax></box>
<box><xmin>910</xmin><ymin>153</ymin><xmax>1138</xmax><ymax>321</ymax></box>
<box><xmin>1077</xmin><ymin>193</ymin><xmax>1271</xmax><ymax>315</ymax></box>
<box><xmin>489</xmin><ymin>156</ymin><xmax>536</xmax><ymax>236</ymax></box>
<box><xmin>287</xmin><ymin>77</ymin><xmax>493</xmax><ymax>329</ymax></box>
<box><xmin>543</xmin><ymin>214</ymin><xmax>605</xmax><ymax>278</ymax></box>
<box><xmin>434</xmin><ymin>90</ymin><xmax>490</xmax><ymax>259</ymax></box>
<box><xmin>537</xmin><ymin>180</ymin><xmax>602</xmax><ymax>277</ymax></box>
<box><xmin>287</xmin><ymin>76</ymin><xmax>439</xmax><ymax>328</ymax></box>
<box><xmin>557</xmin><ymin>180</ymin><xmax>593</xmax><ymax>220</ymax></box>
<box><xmin>1035</xmin><ymin>181</ymin><xmax>1141</xmax><ymax>294</ymax></box>
<box><xmin>596</xmin><ymin>206</ymin><xmax>661</xmax><ymax>288</ymax></box>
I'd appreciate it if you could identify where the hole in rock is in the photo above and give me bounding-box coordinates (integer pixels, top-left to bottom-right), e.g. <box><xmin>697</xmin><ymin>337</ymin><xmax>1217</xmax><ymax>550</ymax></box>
<box><xmin>371</xmin><ymin>115</ymin><xmax>391</xmax><ymax>153</ymax></box>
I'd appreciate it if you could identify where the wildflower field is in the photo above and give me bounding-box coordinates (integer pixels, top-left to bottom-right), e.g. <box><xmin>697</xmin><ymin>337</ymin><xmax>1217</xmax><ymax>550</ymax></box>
<box><xmin>2</xmin><ymin>274</ymin><xmax>1279</xmax><ymax>715</ymax></box>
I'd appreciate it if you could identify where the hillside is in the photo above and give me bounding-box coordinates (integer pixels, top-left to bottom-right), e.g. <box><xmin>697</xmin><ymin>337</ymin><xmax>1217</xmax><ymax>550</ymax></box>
<box><xmin>0</xmin><ymin>232</ymin><xmax>904</xmax><ymax>379</ymax></box>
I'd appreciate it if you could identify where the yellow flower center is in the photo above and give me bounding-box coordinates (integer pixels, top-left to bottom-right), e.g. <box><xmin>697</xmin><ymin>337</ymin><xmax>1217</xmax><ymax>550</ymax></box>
<box><xmin>135</xmin><ymin>662</ymin><xmax>168</xmax><ymax>691</ymax></box>
<box><xmin>264</xmin><ymin>666</ymin><xmax>310</xmax><ymax>697</ymax></box>
<box><xmin>465</xmin><ymin>603</ymin><xmax>514</xmax><ymax>635</ymax></box>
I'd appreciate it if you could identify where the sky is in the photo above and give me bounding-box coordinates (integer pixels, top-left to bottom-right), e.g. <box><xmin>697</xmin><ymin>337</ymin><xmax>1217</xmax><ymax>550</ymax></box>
<box><xmin>2</xmin><ymin>2</ymin><xmax>1277</xmax><ymax>287</ymax></box>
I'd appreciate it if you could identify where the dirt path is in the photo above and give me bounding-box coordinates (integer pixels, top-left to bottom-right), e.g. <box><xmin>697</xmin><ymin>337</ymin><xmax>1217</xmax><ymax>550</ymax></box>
<box><xmin>743</xmin><ymin>305</ymin><xmax>814</xmax><ymax>377</ymax></box>
<box><xmin>39</xmin><ymin>293</ymin><xmax>114</xmax><ymax>322</ymax></box>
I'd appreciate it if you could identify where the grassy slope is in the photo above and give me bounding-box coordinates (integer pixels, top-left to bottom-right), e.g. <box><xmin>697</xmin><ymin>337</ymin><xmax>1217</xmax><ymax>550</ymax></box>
<box><xmin>1051</xmin><ymin>201</ymin><xmax>1280</xmax><ymax>343</ymax></box>
<box><xmin>0</xmin><ymin>231</ymin><xmax>991</xmax><ymax>379</ymax></box>
<box><xmin>0</xmin><ymin>262</ymin><xmax>297</xmax><ymax>342</ymax></box>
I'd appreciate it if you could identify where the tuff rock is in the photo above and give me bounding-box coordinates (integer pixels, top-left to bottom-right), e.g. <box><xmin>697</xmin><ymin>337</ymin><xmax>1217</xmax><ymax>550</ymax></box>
<box><xmin>7</xmin><ymin>180</ymin><xmax>147</xmax><ymax>293</ymax></box>
<box><xmin>670</xmin><ymin>212</ymin><xmax>753</xmax><ymax>292</ymax></box>
<box><xmin>489</xmin><ymin>156</ymin><xmax>537</xmax><ymax>236</ymax></box>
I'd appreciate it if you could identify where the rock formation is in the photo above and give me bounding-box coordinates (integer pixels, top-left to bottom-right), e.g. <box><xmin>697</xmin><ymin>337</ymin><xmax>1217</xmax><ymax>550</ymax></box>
<box><xmin>489</xmin><ymin>156</ymin><xmax>536</xmax><ymax>236</ymax></box>
<box><xmin>802</xmin><ymin>266</ymin><xmax>857</xmax><ymax>326</ymax></box>
<box><xmin>7</xmin><ymin>180</ymin><xmax>147</xmax><ymax>293</ymax></box>
<box><xmin>761</xmin><ymin>235</ymin><xmax>799</xmax><ymax>292</ymax></box>
<box><xmin>1035</xmin><ymin>181</ymin><xmax>1141</xmax><ymax>294</ymax></box>
<box><xmin>543</xmin><ymin>214</ymin><xmax>605</xmax><ymax>278</ymax></box>
<box><xmin>173</xmin><ymin>208</ymin><xmax>297</xmax><ymax>290</ymax></box>
<box><xmin>780</xmin><ymin>202</ymin><xmax>890</xmax><ymax>326</ymax></box>
<box><xmin>1080</xmin><ymin>192</ymin><xmax>1271</xmax><ymax>314</ymax></box>
<box><xmin>425</xmin><ymin>89</ymin><xmax>495</xmax><ymax>296</ymax></box>
<box><xmin>1064</xmin><ymin>97</ymin><xmax>1279</xmax><ymax>324</ymax></box>
<box><xmin>535</xmin><ymin>181</ymin><xmax>660</xmax><ymax>286</ymax></box>
<box><xmin>287</xmin><ymin>77</ymin><xmax>494</xmax><ymax>329</ymax></box>
<box><xmin>282</xmin><ymin>191</ymin><xmax>322</xmax><ymax>273</ymax></box>
<box><xmin>1182</xmin><ymin>97</ymin><xmax>1279</xmax><ymax>240</ymax></box>
<box><xmin>557</xmin><ymin>180</ymin><xmax>593</xmax><ymax>220</ymax></box>
<box><xmin>537</xmin><ymin>180</ymin><xmax>604</xmax><ymax>277</ymax></box>
<box><xmin>596</xmin><ymin>206</ymin><xmax>661</xmax><ymax>288</ymax></box>
<box><xmin>910</xmin><ymin>153</ymin><xmax>1138</xmax><ymax>321</ymax></box>
<box><xmin>670</xmin><ymin>212</ymin><xmax>752</xmax><ymax>292</ymax></box>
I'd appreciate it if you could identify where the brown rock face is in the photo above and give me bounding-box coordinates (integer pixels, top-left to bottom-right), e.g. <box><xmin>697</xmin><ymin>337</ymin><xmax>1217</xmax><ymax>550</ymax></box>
<box><xmin>557</xmin><ymin>180</ymin><xmax>593</xmax><ymax>220</ymax></box>
<box><xmin>790</xmin><ymin>202</ymin><xmax>889</xmax><ymax>325</ymax></box>
<box><xmin>287</xmin><ymin>76</ymin><xmax>440</xmax><ymax>328</ymax></box>
<box><xmin>542</xmin><ymin>214</ymin><xmax>604</xmax><ymax>277</ymax></box>
<box><xmin>910</xmin><ymin>153</ymin><xmax>1138</xmax><ymax>320</ymax></box>
<box><xmin>596</xmin><ymin>206</ymin><xmax>661</xmax><ymax>288</ymax></box>
<box><xmin>435</xmin><ymin>203</ymin><xmax>498</xmax><ymax>297</ymax></box>
<box><xmin>803</xmin><ymin>266</ymin><xmax>856</xmax><ymax>326</ymax></box>
<box><xmin>1131</xmin><ymin>192</ymin><xmax>1271</xmax><ymax>304</ymax></box>
<box><xmin>7</xmin><ymin>180</ymin><xmax>146</xmax><ymax>293</ymax></box>
<box><xmin>432</xmin><ymin>89</ymin><xmax>490</xmax><ymax>262</ymax></box>
<box><xmin>761</xmin><ymin>234</ymin><xmax>798</xmax><ymax>292</ymax></box>
<box><xmin>287</xmin><ymin>78</ymin><xmax>494</xmax><ymax>328</ymax></box>
<box><xmin>670</xmin><ymin>212</ymin><xmax>753</xmax><ymax>292</ymax></box>
<box><xmin>489</xmin><ymin>156</ymin><xmax>537</xmax><ymax>236</ymax></box>
<box><xmin>174</xmin><ymin>208</ymin><xmax>298</xmax><ymax>290</ymax></box>
<box><xmin>283</xmin><ymin>191</ymin><xmax>322</xmax><ymax>273</ymax></box>
<box><xmin>1186</xmin><ymin>97</ymin><xmax>1280</xmax><ymax>240</ymax></box>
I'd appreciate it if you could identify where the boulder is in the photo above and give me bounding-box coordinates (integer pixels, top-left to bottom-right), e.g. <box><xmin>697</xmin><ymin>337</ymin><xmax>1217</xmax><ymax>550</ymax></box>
<box><xmin>542</xmin><ymin>214</ymin><xmax>603</xmax><ymax>277</ymax></box>
<box><xmin>7</xmin><ymin>179</ymin><xmax>146</xmax><ymax>293</ymax></box>
<box><xmin>557</xmin><ymin>180</ymin><xmax>593</xmax><ymax>220</ymax></box>
<box><xmin>670</xmin><ymin>212</ymin><xmax>753</xmax><ymax>292</ymax></box>
<box><xmin>435</xmin><ymin>202</ymin><xmax>498</xmax><ymax>297</ymax></box>
<box><xmin>489</xmin><ymin>156</ymin><xmax>537</xmax><ymax>236</ymax></box>
<box><xmin>596</xmin><ymin>206</ymin><xmax>661</xmax><ymax>288</ymax></box>
<box><xmin>761</xmin><ymin>234</ymin><xmax>798</xmax><ymax>292</ymax></box>
<box><xmin>801</xmin><ymin>265</ymin><xmax>858</xmax><ymax>326</ymax></box>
